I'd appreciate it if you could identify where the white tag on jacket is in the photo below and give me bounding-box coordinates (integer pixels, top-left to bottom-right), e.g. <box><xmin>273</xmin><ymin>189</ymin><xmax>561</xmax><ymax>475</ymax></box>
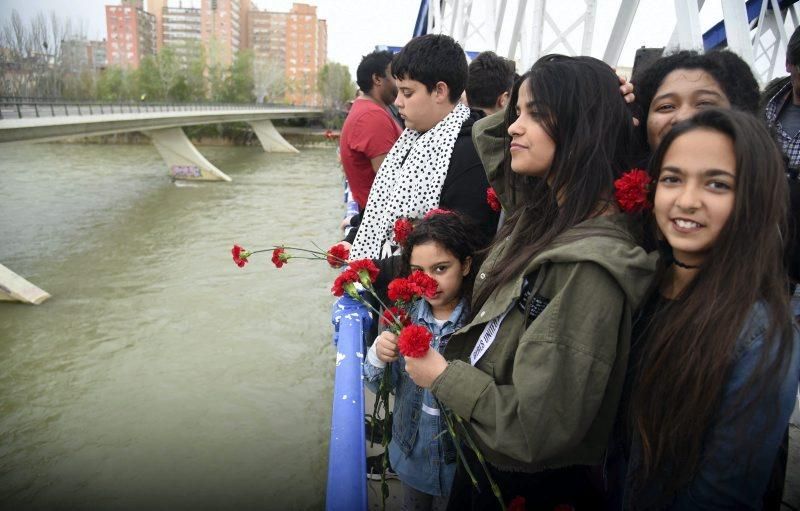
<box><xmin>469</xmin><ymin>303</ymin><xmax>513</xmax><ymax>366</ymax></box>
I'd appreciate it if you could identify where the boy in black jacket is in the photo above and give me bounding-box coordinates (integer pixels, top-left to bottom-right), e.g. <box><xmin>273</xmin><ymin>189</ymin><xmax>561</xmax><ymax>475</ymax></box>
<box><xmin>347</xmin><ymin>34</ymin><xmax>499</xmax><ymax>260</ymax></box>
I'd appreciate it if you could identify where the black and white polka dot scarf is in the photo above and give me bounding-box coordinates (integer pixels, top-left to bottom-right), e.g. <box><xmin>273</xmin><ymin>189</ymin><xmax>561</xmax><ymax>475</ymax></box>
<box><xmin>350</xmin><ymin>102</ymin><xmax>471</xmax><ymax>259</ymax></box>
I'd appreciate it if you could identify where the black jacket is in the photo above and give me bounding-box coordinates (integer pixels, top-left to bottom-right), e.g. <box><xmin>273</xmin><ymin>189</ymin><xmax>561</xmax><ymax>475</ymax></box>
<box><xmin>439</xmin><ymin>108</ymin><xmax>500</xmax><ymax>248</ymax></box>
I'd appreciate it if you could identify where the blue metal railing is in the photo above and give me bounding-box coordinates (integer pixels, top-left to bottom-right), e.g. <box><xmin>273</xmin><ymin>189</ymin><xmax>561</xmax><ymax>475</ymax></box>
<box><xmin>327</xmin><ymin>295</ymin><xmax>370</xmax><ymax>510</ymax></box>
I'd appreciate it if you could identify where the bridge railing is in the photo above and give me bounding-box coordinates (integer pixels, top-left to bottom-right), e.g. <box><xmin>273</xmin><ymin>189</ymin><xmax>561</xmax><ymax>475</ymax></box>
<box><xmin>0</xmin><ymin>96</ymin><xmax>302</xmax><ymax>120</ymax></box>
<box><xmin>328</xmin><ymin>295</ymin><xmax>370</xmax><ymax>511</ymax></box>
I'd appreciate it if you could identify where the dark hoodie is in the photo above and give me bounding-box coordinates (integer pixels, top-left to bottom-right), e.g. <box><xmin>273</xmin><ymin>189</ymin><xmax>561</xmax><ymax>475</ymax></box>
<box><xmin>439</xmin><ymin>108</ymin><xmax>500</xmax><ymax>247</ymax></box>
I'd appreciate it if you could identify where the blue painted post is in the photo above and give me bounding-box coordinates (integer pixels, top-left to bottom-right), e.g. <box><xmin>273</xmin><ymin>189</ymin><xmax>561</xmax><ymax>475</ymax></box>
<box><xmin>326</xmin><ymin>295</ymin><xmax>370</xmax><ymax>511</ymax></box>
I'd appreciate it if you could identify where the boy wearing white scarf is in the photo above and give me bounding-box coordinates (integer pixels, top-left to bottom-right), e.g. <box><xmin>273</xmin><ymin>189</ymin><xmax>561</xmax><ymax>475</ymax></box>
<box><xmin>350</xmin><ymin>34</ymin><xmax>500</xmax><ymax>260</ymax></box>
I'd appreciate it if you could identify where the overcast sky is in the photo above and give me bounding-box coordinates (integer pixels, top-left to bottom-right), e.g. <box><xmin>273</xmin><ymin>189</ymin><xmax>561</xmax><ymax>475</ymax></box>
<box><xmin>0</xmin><ymin>0</ymin><xmax>745</xmax><ymax>79</ymax></box>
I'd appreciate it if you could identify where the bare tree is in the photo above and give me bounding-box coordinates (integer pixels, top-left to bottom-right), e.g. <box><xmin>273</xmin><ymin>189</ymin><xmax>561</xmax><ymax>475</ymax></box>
<box><xmin>252</xmin><ymin>58</ymin><xmax>285</xmax><ymax>104</ymax></box>
<box><xmin>0</xmin><ymin>9</ymin><xmax>86</xmax><ymax>97</ymax></box>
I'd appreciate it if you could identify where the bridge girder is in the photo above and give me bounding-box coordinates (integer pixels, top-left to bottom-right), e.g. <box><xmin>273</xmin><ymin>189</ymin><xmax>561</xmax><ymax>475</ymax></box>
<box><xmin>419</xmin><ymin>0</ymin><xmax>799</xmax><ymax>84</ymax></box>
<box><xmin>0</xmin><ymin>107</ymin><xmax>318</xmax><ymax>181</ymax></box>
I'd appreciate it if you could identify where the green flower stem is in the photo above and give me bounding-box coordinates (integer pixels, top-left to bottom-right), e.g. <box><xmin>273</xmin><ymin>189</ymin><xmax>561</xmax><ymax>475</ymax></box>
<box><xmin>441</xmin><ymin>409</ymin><xmax>479</xmax><ymax>488</ymax></box>
<box><xmin>248</xmin><ymin>245</ymin><xmax>346</xmax><ymax>263</ymax></box>
<box><xmin>453</xmin><ymin>413</ymin><xmax>505</xmax><ymax>510</ymax></box>
<box><xmin>254</xmin><ymin>245</ymin><xmax>325</xmax><ymax>255</ymax></box>
<box><xmin>368</xmin><ymin>362</ymin><xmax>392</xmax><ymax>510</ymax></box>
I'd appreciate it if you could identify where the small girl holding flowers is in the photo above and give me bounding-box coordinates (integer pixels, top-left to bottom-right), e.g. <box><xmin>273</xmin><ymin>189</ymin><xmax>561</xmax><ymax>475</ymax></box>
<box><xmin>363</xmin><ymin>211</ymin><xmax>481</xmax><ymax>510</ymax></box>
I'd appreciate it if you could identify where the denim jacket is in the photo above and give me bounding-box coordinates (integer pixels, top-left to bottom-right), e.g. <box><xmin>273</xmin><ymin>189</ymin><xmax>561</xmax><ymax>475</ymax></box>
<box><xmin>619</xmin><ymin>302</ymin><xmax>800</xmax><ymax>509</ymax></box>
<box><xmin>363</xmin><ymin>298</ymin><xmax>468</xmax><ymax>496</ymax></box>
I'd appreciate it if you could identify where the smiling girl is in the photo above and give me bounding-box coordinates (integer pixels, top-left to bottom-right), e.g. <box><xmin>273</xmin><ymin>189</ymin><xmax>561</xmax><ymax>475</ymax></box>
<box><xmin>620</xmin><ymin>108</ymin><xmax>800</xmax><ymax>508</ymax></box>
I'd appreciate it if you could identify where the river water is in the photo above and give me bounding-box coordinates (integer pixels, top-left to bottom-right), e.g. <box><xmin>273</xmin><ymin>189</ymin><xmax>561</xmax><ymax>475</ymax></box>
<box><xmin>0</xmin><ymin>142</ymin><xmax>344</xmax><ymax>510</ymax></box>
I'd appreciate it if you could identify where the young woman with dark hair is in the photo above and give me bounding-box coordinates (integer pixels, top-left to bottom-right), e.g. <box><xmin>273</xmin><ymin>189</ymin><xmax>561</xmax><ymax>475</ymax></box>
<box><xmin>402</xmin><ymin>55</ymin><xmax>656</xmax><ymax>509</ymax></box>
<box><xmin>618</xmin><ymin>108</ymin><xmax>800</xmax><ymax>509</ymax></box>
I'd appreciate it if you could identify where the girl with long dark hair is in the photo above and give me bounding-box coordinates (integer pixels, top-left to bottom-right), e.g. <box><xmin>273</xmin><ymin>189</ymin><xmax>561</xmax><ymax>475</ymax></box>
<box><xmin>402</xmin><ymin>55</ymin><xmax>656</xmax><ymax>509</ymax></box>
<box><xmin>620</xmin><ymin>108</ymin><xmax>800</xmax><ymax>508</ymax></box>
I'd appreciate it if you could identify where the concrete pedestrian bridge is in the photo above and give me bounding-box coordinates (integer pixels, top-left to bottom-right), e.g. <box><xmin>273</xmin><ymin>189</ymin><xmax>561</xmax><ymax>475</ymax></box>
<box><xmin>0</xmin><ymin>97</ymin><xmax>324</xmax><ymax>182</ymax></box>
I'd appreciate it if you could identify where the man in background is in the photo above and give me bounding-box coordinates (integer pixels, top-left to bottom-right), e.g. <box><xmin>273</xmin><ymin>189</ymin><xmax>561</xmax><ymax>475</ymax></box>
<box><xmin>465</xmin><ymin>51</ymin><xmax>516</xmax><ymax>116</ymax></box>
<box><xmin>339</xmin><ymin>50</ymin><xmax>402</xmax><ymax>216</ymax></box>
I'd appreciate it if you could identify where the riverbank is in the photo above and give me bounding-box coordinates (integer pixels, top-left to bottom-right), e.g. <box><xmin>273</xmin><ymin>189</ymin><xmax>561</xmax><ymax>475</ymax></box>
<box><xmin>54</xmin><ymin>126</ymin><xmax>341</xmax><ymax>148</ymax></box>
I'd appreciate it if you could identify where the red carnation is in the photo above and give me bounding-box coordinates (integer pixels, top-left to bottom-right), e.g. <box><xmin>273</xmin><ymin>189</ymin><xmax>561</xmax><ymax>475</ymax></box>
<box><xmin>331</xmin><ymin>268</ymin><xmax>360</xmax><ymax>297</ymax></box>
<box><xmin>271</xmin><ymin>247</ymin><xmax>290</xmax><ymax>268</ymax></box>
<box><xmin>393</xmin><ymin>217</ymin><xmax>414</xmax><ymax>245</ymax></box>
<box><xmin>326</xmin><ymin>243</ymin><xmax>350</xmax><ymax>268</ymax></box>
<box><xmin>380</xmin><ymin>306</ymin><xmax>410</xmax><ymax>328</ymax></box>
<box><xmin>486</xmin><ymin>187</ymin><xmax>501</xmax><ymax>212</ymax></box>
<box><xmin>614</xmin><ymin>169</ymin><xmax>652</xmax><ymax>213</ymax></box>
<box><xmin>423</xmin><ymin>208</ymin><xmax>453</xmax><ymax>219</ymax></box>
<box><xmin>508</xmin><ymin>496</ymin><xmax>527</xmax><ymax>511</ymax></box>
<box><xmin>232</xmin><ymin>244</ymin><xmax>249</xmax><ymax>268</ymax></box>
<box><xmin>408</xmin><ymin>270</ymin><xmax>438</xmax><ymax>298</ymax></box>
<box><xmin>348</xmin><ymin>258</ymin><xmax>379</xmax><ymax>287</ymax></box>
<box><xmin>397</xmin><ymin>324</ymin><xmax>433</xmax><ymax>358</ymax></box>
<box><xmin>387</xmin><ymin>278</ymin><xmax>419</xmax><ymax>303</ymax></box>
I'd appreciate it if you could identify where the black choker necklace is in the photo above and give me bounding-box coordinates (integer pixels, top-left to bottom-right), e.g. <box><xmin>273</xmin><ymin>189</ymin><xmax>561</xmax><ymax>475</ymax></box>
<box><xmin>672</xmin><ymin>257</ymin><xmax>699</xmax><ymax>269</ymax></box>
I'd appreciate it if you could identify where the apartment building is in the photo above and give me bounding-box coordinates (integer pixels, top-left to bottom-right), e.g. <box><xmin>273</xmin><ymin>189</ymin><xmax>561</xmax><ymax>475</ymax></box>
<box><xmin>249</xmin><ymin>2</ymin><xmax>327</xmax><ymax>105</ymax></box>
<box><xmin>105</xmin><ymin>0</ymin><xmax>156</xmax><ymax>68</ymax></box>
<box><xmin>162</xmin><ymin>5</ymin><xmax>203</xmax><ymax>64</ymax></box>
<box><xmin>200</xmin><ymin>0</ymin><xmax>241</xmax><ymax>67</ymax></box>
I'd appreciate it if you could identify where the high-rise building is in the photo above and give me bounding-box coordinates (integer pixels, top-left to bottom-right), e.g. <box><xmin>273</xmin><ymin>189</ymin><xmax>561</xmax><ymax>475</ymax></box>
<box><xmin>239</xmin><ymin>0</ymin><xmax>251</xmax><ymax>51</ymax></box>
<box><xmin>162</xmin><ymin>5</ymin><xmax>203</xmax><ymax>65</ymax></box>
<box><xmin>200</xmin><ymin>0</ymin><xmax>241</xmax><ymax>67</ymax></box>
<box><xmin>285</xmin><ymin>3</ymin><xmax>325</xmax><ymax>105</ymax></box>
<box><xmin>248</xmin><ymin>9</ymin><xmax>287</xmax><ymax>69</ymax></box>
<box><xmin>146</xmin><ymin>0</ymin><xmax>167</xmax><ymax>51</ymax></box>
<box><xmin>248</xmin><ymin>2</ymin><xmax>327</xmax><ymax>106</ymax></box>
<box><xmin>317</xmin><ymin>18</ymin><xmax>327</xmax><ymax>75</ymax></box>
<box><xmin>105</xmin><ymin>0</ymin><xmax>156</xmax><ymax>68</ymax></box>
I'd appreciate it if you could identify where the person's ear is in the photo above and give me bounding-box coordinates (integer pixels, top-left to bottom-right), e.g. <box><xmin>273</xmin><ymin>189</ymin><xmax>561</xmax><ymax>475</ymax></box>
<box><xmin>497</xmin><ymin>91</ymin><xmax>510</xmax><ymax>109</ymax></box>
<box><xmin>373</xmin><ymin>73</ymin><xmax>383</xmax><ymax>87</ymax></box>
<box><xmin>434</xmin><ymin>81</ymin><xmax>450</xmax><ymax>103</ymax></box>
<box><xmin>462</xmin><ymin>256</ymin><xmax>472</xmax><ymax>276</ymax></box>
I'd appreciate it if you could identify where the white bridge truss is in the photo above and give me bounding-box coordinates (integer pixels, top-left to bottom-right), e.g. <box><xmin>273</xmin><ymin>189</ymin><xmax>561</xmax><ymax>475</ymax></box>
<box><xmin>422</xmin><ymin>0</ymin><xmax>800</xmax><ymax>84</ymax></box>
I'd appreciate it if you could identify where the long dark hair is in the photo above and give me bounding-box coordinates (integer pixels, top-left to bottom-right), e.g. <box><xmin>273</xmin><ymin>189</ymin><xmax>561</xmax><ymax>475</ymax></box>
<box><xmin>401</xmin><ymin>211</ymin><xmax>480</xmax><ymax>301</ymax></box>
<box><xmin>630</xmin><ymin>108</ymin><xmax>794</xmax><ymax>494</ymax></box>
<box><xmin>473</xmin><ymin>55</ymin><xmax>638</xmax><ymax>310</ymax></box>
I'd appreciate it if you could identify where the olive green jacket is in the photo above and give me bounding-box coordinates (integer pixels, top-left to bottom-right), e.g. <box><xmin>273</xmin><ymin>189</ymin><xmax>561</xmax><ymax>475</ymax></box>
<box><xmin>430</xmin><ymin>213</ymin><xmax>656</xmax><ymax>472</ymax></box>
<box><xmin>471</xmin><ymin>109</ymin><xmax>512</xmax><ymax>210</ymax></box>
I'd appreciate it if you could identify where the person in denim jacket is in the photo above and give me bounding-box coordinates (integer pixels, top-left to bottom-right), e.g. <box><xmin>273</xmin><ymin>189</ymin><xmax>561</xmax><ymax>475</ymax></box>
<box><xmin>363</xmin><ymin>212</ymin><xmax>479</xmax><ymax>510</ymax></box>
<box><xmin>618</xmin><ymin>110</ymin><xmax>800</xmax><ymax>509</ymax></box>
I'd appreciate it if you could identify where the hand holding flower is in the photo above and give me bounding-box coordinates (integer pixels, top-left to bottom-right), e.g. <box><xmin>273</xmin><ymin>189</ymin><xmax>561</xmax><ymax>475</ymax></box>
<box><xmin>375</xmin><ymin>331</ymin><xmax>400</xmax><ymax>363</ymax></box>
<box><xmin>404</xmin><ymin>348</ymin><xmax>448</xmax><ymax>389</ymax></box>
